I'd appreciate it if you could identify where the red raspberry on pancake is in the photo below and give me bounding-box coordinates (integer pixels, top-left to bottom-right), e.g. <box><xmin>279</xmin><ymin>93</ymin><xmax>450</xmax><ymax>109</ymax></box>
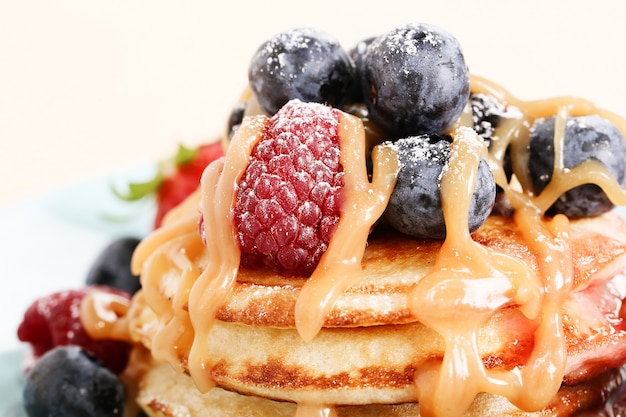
<box><xmin>233</xmin><ymin>99</ymin><xmax>345</xmax><ymax>277</ymax></box>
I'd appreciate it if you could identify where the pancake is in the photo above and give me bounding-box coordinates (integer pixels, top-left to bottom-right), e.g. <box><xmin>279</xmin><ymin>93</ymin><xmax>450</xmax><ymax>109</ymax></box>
<box><xmin>135</xmin><ymin>361</ymin><xmax>626</xmax><ymax>417</ymax></box>
<box><xmin>125</xmin><ymin>203</ymin><xmax>626</xmax><ymax>415</ymax></box>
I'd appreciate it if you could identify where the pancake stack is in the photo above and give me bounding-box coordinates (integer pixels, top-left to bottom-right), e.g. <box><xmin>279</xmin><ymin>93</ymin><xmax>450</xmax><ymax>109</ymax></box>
<box><xmin>108</xmin><ymin>24</ymin><xmax>626</xmax><ymax>417</ymax></box>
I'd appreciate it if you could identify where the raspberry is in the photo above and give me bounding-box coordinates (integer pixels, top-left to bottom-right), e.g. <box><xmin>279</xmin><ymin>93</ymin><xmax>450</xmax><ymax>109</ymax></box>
<box><xmin>233</xmin><ymin>99</ymin><xmax>345</xmax><ymax>277</ymax></box>
<box><xmin>17</xmin><ymin>287</ymin><xmax>132</xmax><ymax>374</ymax></box>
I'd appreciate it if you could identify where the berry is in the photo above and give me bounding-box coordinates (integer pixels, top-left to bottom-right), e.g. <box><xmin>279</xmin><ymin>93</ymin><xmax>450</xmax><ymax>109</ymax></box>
<box><xmin>469</xmin><ymin>92</ymin><xmax>514</xmax><ymax>189</ymax></box>
<box><xmin>17</xmin><ymin>287</ymin><xmax>132</xmax><ymax>374</ymax></box>
<box><xmin>23</xmin><ymin>346</ymin><xmax>124</xmax><ymax>417</ymax></box>
<box><xmin>248</xmin><ymin>27</ymin><xmax>356</xmax><ymax>115</ymax></box>
<box><xmin>226</xmin><ymin>101</ymin><xmax>247</xmax><ymax>141</ymax></box>
<box><xmin>528</xmin><ymin>115</ymin><xmax>626</xmax><ymax>218</ymax></box>
<box><xmin>85</xmin><ymin>237</ymin><xmax>142</xmax><ymax>295</ymax></box>
<box><xmin>233</xmin><ymin>99</ymin><xmax>344</xmax><ymax>277</ymax></box>
<box><xmin>155</xmin><ymin>142</ymin><xmax>225</xmax><ymax>227</ymax></box>
<box><xmin>361</xmin><ymin>23</ymin><xmax>470</xmax><ymax>138</ymax></box>
<box><xmin>115</xmin><ymin>141</ymin><xmax>225</xmax><ymax>228</ymax></box>
<box><xmin>347</xmin><ymin>36</ymin><xmax>375</xmax><ymax>103</ymax></box>
<box><xmin>383</xmin><ymin>134</ymin><xmax>496</xmax><ymax>239</ymax></box>
<box><xmin>470</xmin><ymin>93</ymin><xmax>507</xmax><ymax>146</ymax></box>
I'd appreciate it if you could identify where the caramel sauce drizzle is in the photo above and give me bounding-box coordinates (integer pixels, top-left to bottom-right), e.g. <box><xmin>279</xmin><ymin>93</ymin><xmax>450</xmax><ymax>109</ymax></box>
<box><xmin>409</xmin><ymin>127</ymin><xmax>547</xmax><ymax>417</ymax></box>
<box><xmin>409</xmin><ymin>74</ymin><xmax>626</xmax><ymax>417</ymax></box>
<box><xmin>134</xmin><ymin>209</ymin><xmax>203</xmax><ymax>372</ymax></box>
<box><xmin>188</xmin><ymin>116</ymin><xmax>266</xmax><ymax>392</ymax></box>
<box><xmin>471</xmin><ymin>74</ymin><xmax>626</xmax><ymax>210</ymax></box>
<box><xmin>82</xmin><ymin>75</ymin><xmax>626</xmax><ymax>417</ymax></box>
<box><xmin>81</xmin><ymin>290</ymin><xmax>133</xmax><ymax>341</ymax></box>
<box><xmin>295</xmin><ymin>113</ymin><xmax>399</xmax><ymax>342</ymax></box>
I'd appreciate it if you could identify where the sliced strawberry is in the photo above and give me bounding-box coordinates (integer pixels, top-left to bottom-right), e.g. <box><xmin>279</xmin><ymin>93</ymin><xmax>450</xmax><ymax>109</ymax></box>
<box><xmin>233</xmin><ymin>99</ymin><xmax>345</xmax><ymax>277</ymax></box>
<box><xmin>116</xmin><ymin>141</ymin><xmax>225</xmax><ymax>228</ymax></box>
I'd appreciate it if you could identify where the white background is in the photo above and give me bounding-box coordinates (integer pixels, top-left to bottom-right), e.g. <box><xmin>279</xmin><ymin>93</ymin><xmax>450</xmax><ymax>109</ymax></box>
<box><xmin>2</xmin><ymin>0</ymin><xmax>626</xmax><ymax>206</ymax></box>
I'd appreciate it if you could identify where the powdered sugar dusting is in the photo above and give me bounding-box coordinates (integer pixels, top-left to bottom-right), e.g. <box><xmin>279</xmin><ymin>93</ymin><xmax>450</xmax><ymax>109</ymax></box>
<box><xmin>378</xmin><ymin>23</ymin><xmax>443</xmax><ymax>58</ymax></box>
<box><xmin>257</xmin><ymin>28</ymin><xmax>333</xmax><ymax>77</ymax></box>
<box><xmin>393</xmin><ymin>135</ymin><xmax>451</xmax><ymax>170</ymax></box>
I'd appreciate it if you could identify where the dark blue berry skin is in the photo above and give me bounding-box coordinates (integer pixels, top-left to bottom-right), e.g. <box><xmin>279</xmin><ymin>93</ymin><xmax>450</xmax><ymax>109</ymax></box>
<box><xmin>361</xmin><ymin>23</ymin><xmax>470</xmax><ymax>138</ymax></box>
<box><xmin>226</xmin><ymin>101</ymin><xmax>247</xmax><ymax>140</ymax></box>
<box><xmin>528</xmin><ymin>115</ymin><xmax>626</xmax><ymax>218</ymax></box>
<box><xmin>383</xmin><ymin>135</ymin><xmax>496</xmax><ymax>239</ymax></box>
<box><xmin>470</xmin><ymin>93</ymin><xmax>506</xmax><ymax>146</ymax></box>
<box><xmin>85</xmin><ymin>237</ymin><xmax>141</xmax><ymax>295</ymax></box>
<box><xmin>23</xmin><ymin>346</ymin><xmax>125</xmax><ymax>417</ymax></box>
<box><xmin>469</xmin><ymin>92</ymin><xmax>513</xmax><ymax>188</ymax></box>
<box><xmin>348</xmin><ymin>36</ymin><xmax>375</xmax><ymax>103</ymax></box>
<box><xmin>248</xmin><ymin>27</ymin><xmax>356</xmax><ymax>115</ymax></box>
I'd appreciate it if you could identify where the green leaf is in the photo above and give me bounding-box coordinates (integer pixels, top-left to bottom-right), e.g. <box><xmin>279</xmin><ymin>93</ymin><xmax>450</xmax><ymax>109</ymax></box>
<box><xmin>174</xmin><ymin>143</ymin><xmax>199</xmax><ymax>166</ymax></box>
<box><xmin>111</xmin><ymin>142</ymin><xmax>198</xmax><ymax>203</ymax></box>
<box><xmin>112</xmin><ymin>171</ymin><xmax>164</xmax><ymax>201</ymax></box>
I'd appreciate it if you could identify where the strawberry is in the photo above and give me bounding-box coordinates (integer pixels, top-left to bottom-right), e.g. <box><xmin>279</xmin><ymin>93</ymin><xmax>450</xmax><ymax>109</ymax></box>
<box><xmin>154</xmin><ymin>142</ymin><xmax>225</xmax><ymax>227</ymax></box>
<box><xmin>116</xmin><ymin>141</ymin><xmax>225</xmax><ymax>228</ymax></box>
<box><xmin>233</xmin><ymin>99</ymin><xmax>345</xmax><ymax>277</ymax></box>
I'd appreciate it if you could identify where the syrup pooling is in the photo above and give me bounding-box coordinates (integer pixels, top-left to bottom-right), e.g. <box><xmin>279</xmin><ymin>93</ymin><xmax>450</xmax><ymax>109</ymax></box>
<box><xmin>409</xmin><ymin>76</ymin><xmax>626</xmax><ymax>417</ymax></box>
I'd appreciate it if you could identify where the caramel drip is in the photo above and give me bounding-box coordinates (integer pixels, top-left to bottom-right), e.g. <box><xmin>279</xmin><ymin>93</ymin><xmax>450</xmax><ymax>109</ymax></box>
<box><xmin>470</xmin><ymin>74</ymin><xmax>626</xmax><ymax>211</ymax></box>
<box><xmin>115</xmin><ymin>190</ymin><xmax>205</xmax><ymax>372</ymax></box>
<box><xmin>187</xmin><ymin>116</ymin><xmax>266</xmax><ymax>393</ymax></box>
<box><xmin>531</xmin><ymin>107</ymin><xmax>626</xmax><ymax>211</ymax></box>
<box><xmin>507</xmin><ymin>205</ymin><xmax>571</xmax><ymax>408</ymax></box>
<box><xmin>80</xmin><ymin>290</ymin><xmax>132</xmax><ymax>341</ymax></box>
<box><xmin>123</xmin><ymin>107</ymin><xmax>397</xmax><ymax>417</ymax></box>
<box><xmin>410</xmin><ymin>127</ymin><xmax>543</xmax><ymax>417</ymax></box>
<box><xmin>409</xmin><ymin>74</ymin><xmax>626</xmax><ymax>416</ymax></box>
<box><xmin>139</xmin><ymin>232</ymin><xmax>203</xmax><ymax>372</ymax></box>
<box><xmin>295</xmin><ymin>113</ymin><xmax>399</xmax><ymax>342</ymax></box>
<box><xmin>130</xmin><ymin>190</ymin><xmax>201</xmax><ymax>276</ymax></box>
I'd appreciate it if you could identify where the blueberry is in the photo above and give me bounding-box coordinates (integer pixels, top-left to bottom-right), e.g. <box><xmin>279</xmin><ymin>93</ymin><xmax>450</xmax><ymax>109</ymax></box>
<box><xmin>528</xmin><ymin>115</ymin><xmax>626</xmax><ymax>218</ymax></box>
<box><xmin>86</xmin><ymin>237</ymin><xmax>141</xmax><ymax>295</ymax></box>
<box><xmin>470</xmin><ymin>93</ymin><xmax>506</xmax><ymax>146</ymax></box>
<box><xmin>226</xmin><ymin>101</ymin><xmax>247</xmax><ymax>141</ymax></box>
<box><xmin>383</xmin><ymin>134</ymin><xmax>496</xmax><ymax>239</ymax></box>
<box><xmin>23</xmin><ymin>346</ymin><xmax>125</xmax><ymax>417</ymax></box>
<box><xmin>469</xmin><ymin>92</ymin><xmax>514</xmax><ymax>190</ymax></box>
<box><xmin>361</xmin><ymin>23</ymin><xmax>470</xmax><ymax>138</ymax></box>
<box><xmin>248</xmin><ymin>27</ymin><xmax>356</xmax><ymax>115</ymax></box>
<box><xmin>347</xmin><ymin>36</ymin><xmax>375</xmax><ymax>103</ymax></box>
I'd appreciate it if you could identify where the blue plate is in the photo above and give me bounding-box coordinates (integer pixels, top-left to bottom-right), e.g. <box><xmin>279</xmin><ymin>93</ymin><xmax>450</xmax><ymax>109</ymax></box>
<box><xmin>0</xmin><ymin>351</ymin><xmax>26</xmax><ymax>417</ymax></box>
